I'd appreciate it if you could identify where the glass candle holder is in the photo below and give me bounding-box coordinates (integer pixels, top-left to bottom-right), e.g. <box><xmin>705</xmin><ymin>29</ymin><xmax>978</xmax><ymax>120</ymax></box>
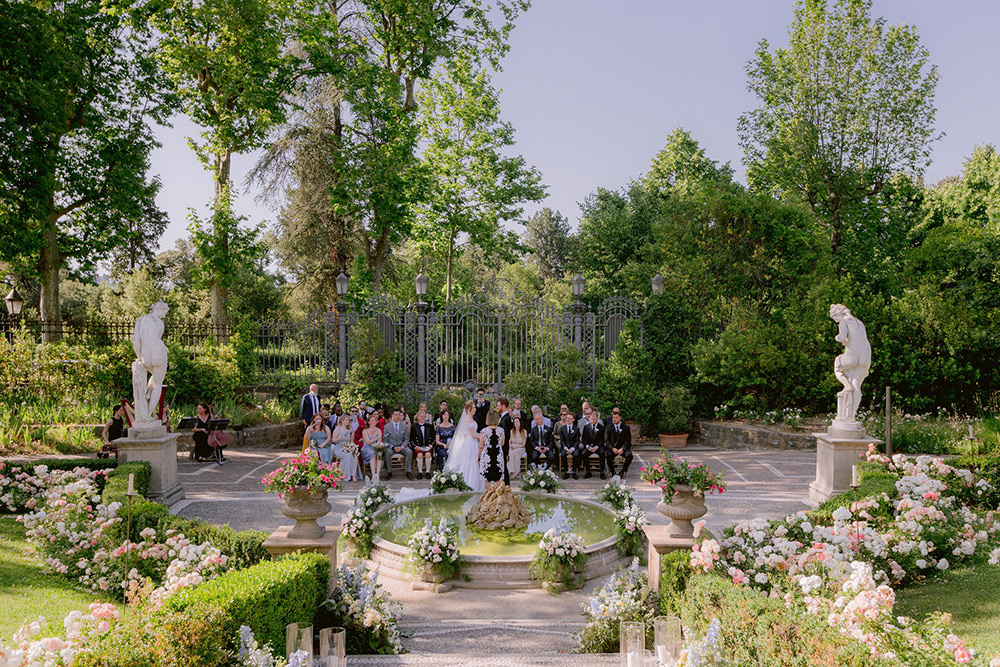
<box><xmin>320</xmin><ymin>626</ymin><xmax>346</xmax><ymax>667</ymax></box>
<box><xmin>653</xmin><ymin>615</ymin><xmax>682</xmax><ymax>665</ymax></box>
<box><xmin>285</xmin><ymin>622</ymin><xmax>313</xmax><ymax>663</ymax></box>
<box><xmin>620</xmin><ymin>620</ymin><xmax>645</xmax><ymax>666</ymax></box>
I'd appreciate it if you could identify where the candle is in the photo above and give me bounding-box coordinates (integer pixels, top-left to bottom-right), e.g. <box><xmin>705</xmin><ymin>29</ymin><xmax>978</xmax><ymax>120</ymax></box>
<box><xmin>127</xmin><ymin>473</ymin><xmax>134</xmax><ymax>496</ymax></box>
<box><xmin>627</xmin><ymin>652</ymin><xmax>639</xmax><ymax>667</ymax></box>
<box><xmin>657</xmin><ymin>645</ymin><xmax>668</xmax><ymax>665</ymax></box>
<box><xmin>851</xmin><ymin>463</ymin><xmax>858</xmax><ymax>487</ymax></box>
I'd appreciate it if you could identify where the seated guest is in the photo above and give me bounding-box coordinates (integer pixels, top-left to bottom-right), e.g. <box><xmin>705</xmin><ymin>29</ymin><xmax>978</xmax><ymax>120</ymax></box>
<box><xmin>320</xmin><ymin>405</ymin><xmax>337</xmax><ymax>431</ymax></box>
<box><xmin>530</xmin><ymin>405</ymin><xmax>551</xmax><ymax>428</ymax></box>
<box><xmin>307</xmin><ymin>413</ymin><xmax>333</xmax><ymax>464</ymax></box>
<box><xmin>605</xmin><ymin>407</ymin><xmax>633</xmax><ymax>478</ymax></box>
<box><xmin>577</xmin><ymin>401</ymin><xmax>602</xmax><ymax>432</ymax></box>
<box><xmin>434</xmin><ymin>400</ymin><xmax>449</xmax><ymax>425</ymax></box>
<box><xmin>527</xmin><ymin>411</ymin><xmax>555</xmax><ymax>470</ymax></box>
<box><xmin>511</xmin><ymin>397</ymin><xmax>524</xmax><ymax>421</ymax></box>
<box><xmin>161</xmin><ymin>402</ymin><xmax>173</xmax><ymax>433</ymax></box>
<box><xmin>435</xmin><ymin>410</ymin><xmax>455</xmax><ymax>471</ymax></box>
<box><xmin>557</xmin><ymin>411</ymin><xmax>582</xmax><ymax>480</ymax></box>
<box><xmin>331</xmin><ymin>417</ymin><xmax>359</xmax><ymax>481</ymax></box>
<box><xmin>351</xmin><ymin>406</ymin><xmax>367</xmax><ymax>451</ymax></box>
<box><xmin>507</xmin><ymin>415</ymin><xmax>527</xmax><ymax>479</ymax></box>
<box><xmin>192</xmin><ymin>402</ymin><xmax>219</xmax><ymax>463</ymax></box>
<box><xmin>410</xmin><ymin>410</ymin><xmax>435</xmax><ymax>479</ymax></box>
<box><xmin>99</xmin><ymin>404</ymin><xmax>127</xmax><ymax>459</ymax></box>
<box><xmin>581</xmin><ymin>410</ymin><xmax>607</xmax><ymax>479</ymax></box>
<box><xmin>382</xmin><ymin>407</ymin><xmax>412</xmax><ymax>480</ymax></box>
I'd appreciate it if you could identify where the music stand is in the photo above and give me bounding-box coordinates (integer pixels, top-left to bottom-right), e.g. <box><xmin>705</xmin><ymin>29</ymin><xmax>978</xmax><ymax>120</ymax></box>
<box><xmin>176</xmin><ymin>417</ymin><xmax>200</xmax><ymax>430</ymax></box>
<box><xmin>208</xmin><ymin>418</ymin><xmax>230</xmax><ymax>432</ymax></box>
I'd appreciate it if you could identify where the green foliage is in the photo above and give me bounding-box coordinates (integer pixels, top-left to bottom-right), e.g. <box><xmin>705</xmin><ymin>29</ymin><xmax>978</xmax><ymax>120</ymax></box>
<box><xmin>676</xmin><ymin>575</ymin><xmax>882</xmax><ymax>666</ymax></box>
<box><xmin>548</xmin><ymin>347</ymin><xmax>587</xmax><ymax>410</ymax></box>
<box><xmin>230</xmin><ymin>318</ymin><xmax>260</xmax><ymax>384</ymax></box>
<box><xmin>163</xmin><ymin>552</ymin><xmax>329</xmax><ymax>655</ymax></box>
<box><xmin>162</xmin><ymin>516</ymin><xmax>270</xmax><ymax>571</ymax></box>
<box><xmin>165</xmin><ymin>341</ymin><xmax>240</xmax><ymax>406</ymax></box>
<box><xmin>524</xmin><ymin>208</ymin><xmax>571</xmax><ymax>281</ymax></box>
<box><xmin>655</xmin><ymin>386</ymin><xmax>694</xmax><ymax>435</ymax></box>
<box><xmin>430</xmin><ymin>386</ymin><xmax>469</xmax><ymax>416</ymax></box>
<box><xmin>641</xmin><ymin>290</ymin><xmax>701</xmax><ymax>390</ymax></box>
<box><xmin>102</xmin><ymin>462</ymin><xmax>152</xmax><ymax>504</ymax></box>
<box><xmin>593</xmin><ymin>320</ymin><xmax>657</xmax><ymax>429</ymax></box>
<box><xmin>339</xmin><ymin>320</ymin><xmax>407</xmax><ymax>407</ymax></box>
<box><xmin>658</xmin><ymin>549</ymin><xmax>693</xmax><ymax>616</ymax></box>
<box><xmin>502</xmin><ymin>372</ymin><xmax>549</xmax><ymax>412</ymax></box>
<box><xmin>946</xmin><ymin>455</ymin><xmax>1000</xmax><ymax>510</ymax></box>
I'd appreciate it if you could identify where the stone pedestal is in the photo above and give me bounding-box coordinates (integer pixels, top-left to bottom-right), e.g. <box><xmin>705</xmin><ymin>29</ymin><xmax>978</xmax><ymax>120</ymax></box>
<box><xmin>263</xmin><ymin>526</ymin><xmax>340</xmax><ymax>593</ymax></box>
<box><xmin>808</xmin><ymin>426</ymin><xmax>882</xmax><ymax>504</ymax></box>
<box><xmin>116</xmin><ymin>425</ymin><xmax>184</xmax><ymax>507</ymax></box>
<box><xmin>642</xmin><ymin>525</ymin><xmax>696</xmax><ymax>594</ymax></box>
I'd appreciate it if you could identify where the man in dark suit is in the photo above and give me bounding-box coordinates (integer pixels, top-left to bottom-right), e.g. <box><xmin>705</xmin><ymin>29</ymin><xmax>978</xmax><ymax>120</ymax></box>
<box><xmin>582</xmin><ymin>410</ymin><xmax>607</xmax><ymax>479</ymax></box>
<box><xmin>473</xmin><ymin>389</ymin><xmax>490</xmax><ymax>430</ymax></box>
<box><xmin>527</xmin><ymin>411</ymin><xmax>555</xmax><ymax>470</ymax></box>
<box><xmin>557</xmin><ymin>411</ymin><xmax>582</xmax><ymax>480</ymax></box>
<box><xmin>605</xmin><ymin>408</ymin><xmax>633</xmax><ymax>478</ymax></box>
<box><xmin>409</xmin><ymin>410</ymin><xmax>436</xmax><ymax>480</ymax></box>
<box><xmin>433</xmin><ymin>400</ymin><xmax>448</xmax><ymax>425</ymax></box>
<box><xmin>497</xmin><ymin>398</ymin><xmax>512</xmax><ymax>439</ymax></box>
<box><xmin>300</xmin><ymin>384</ymin><xmax>321</xmax><ymax>429</ymax></box>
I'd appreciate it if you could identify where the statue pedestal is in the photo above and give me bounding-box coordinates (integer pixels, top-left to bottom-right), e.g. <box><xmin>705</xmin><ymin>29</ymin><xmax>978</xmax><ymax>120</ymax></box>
<box><xmin>808</xmin><ymin>428</ymin><xmax>882</xmax><ymax>504</ymax></box>
<box><xmin>642</xmin><ymin>525</ymin><xmax>697</xmax><ymax>593</ymax></box>
<box><xmin>116</xmin><ymin>425</ymin><xmax>185</xmax><ymax>508</ymax></box>
<box><xmin>263</xmin><ymin>526</ymin><xmax>340</xmax><ymax>594</ymax></box>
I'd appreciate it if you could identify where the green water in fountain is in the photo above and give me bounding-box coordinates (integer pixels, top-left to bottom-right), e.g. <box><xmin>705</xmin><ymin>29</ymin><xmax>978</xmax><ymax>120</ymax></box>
<box><xmin>375</xmin><ymin>493</ymin><xmax>616</xmax><ymax>557</ymax></box>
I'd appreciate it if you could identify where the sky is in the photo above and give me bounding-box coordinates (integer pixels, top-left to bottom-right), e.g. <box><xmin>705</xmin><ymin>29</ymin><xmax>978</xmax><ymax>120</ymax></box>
<box><xmin>149</xmin><ymin>0</ymin><xmax>1000</xmax><ymax>255</ymax></box>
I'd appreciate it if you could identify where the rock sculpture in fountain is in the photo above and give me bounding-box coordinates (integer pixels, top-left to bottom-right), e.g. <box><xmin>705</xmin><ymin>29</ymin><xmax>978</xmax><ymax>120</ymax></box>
<box><xmin>466</xmin><ymin>483</ymin><xmax>531</xmax><ymax>530</ymax></box>
<box><xmin>131</xmin><ymin>300</ymin><xmax>170</xmax><ymax>430</ymax></box>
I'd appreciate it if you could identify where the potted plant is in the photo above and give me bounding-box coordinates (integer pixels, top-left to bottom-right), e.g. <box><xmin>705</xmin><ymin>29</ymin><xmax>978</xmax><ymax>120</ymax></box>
<box><xmin>262</xmin><ymin>451</ymin><xmax>343</xmax><ymax>539</ymax></box>
<box><xmin>640</xmin><ymin>454</ymin><xmax>725</xmax><ymax>540</ymax></box>
<box><xmin>656</xmin><ymin>386</ymin><xmax>694</xmax><ymax>448</ymax></box>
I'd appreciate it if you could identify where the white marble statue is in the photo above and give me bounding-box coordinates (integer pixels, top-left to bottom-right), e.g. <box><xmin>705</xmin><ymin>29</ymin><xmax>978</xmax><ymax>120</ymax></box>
<box><xmin>131</xmin><ymin>301</ymin><xmax>170</xmax><ymax>428</ymax></box>
<box><xmin>830</xmin><ymin>304</ymin><xmax>870</xmax><ymax>428</ymax></box>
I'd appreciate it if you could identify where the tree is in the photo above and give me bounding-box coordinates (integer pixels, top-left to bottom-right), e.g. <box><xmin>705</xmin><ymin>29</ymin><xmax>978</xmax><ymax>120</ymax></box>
<box><xmin>0</xmin><ymin>0</ymin><xmax>171</xmax><ymax>337</ymax></box>
<box><xmin>524</xmin><ymin>208</ymin><xmax>571</xmax><ymax>281</ymax></box>
<box><xmin>739</xmin><ymin>0</ymin><xmax>939</xmax><ymax>256</ymax></box>
<box><xmin>147</xmin><ymin>0</ymin><xmax>301</xmax><ymax>322</ymax></box>
<box><xmin>414</xmin><ymin>54</ymin><xmax>544</xmax><ymax>304</ymax></box>
<box><xmin>643</xmin><ymin>128</ymin><xmax>733</xmax><ymax>199</ymax></box>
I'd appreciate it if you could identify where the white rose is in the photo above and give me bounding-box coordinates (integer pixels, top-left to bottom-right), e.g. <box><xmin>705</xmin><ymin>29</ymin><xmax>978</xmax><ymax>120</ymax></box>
<box><xmin>937</xmin><ymin>559</ymin><xmax>949</xmax><ymax>571</ymax></box>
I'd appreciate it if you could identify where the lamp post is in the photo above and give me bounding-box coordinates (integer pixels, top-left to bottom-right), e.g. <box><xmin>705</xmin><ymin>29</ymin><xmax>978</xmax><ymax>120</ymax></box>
<box><xmin>651</xmin><ymin>272</ymin><xmax>664</xmax><ymax>296</ymax></box>
<box><xmin>4</xmin><ymin>286</ymin><xmax>22</xmax><ymax>344</ymax></box>
<box><xmin>414</xmin><ymin>271</ymin><xmax>429</xmax><ymax>388</ymax></box>
<box><xmin>335</xmin><ymin>273</ymin><xmax>349</xmax><ymax>384</ymax></box>
<box><xmin>571</xmin><ymin>273</ymin><xmax>584</xmax><ymax>349</ymax></box>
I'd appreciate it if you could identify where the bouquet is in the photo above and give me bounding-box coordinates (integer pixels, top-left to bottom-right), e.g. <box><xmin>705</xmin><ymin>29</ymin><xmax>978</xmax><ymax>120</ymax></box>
<box><xmin>520</xmin><ymin>465</ymin><xmax>563</xmax><ymax>493</ymax></box>
<box><xmin>430</xmin><ymin>470</ymin><xmax>473</xmax><ymax>494</ymax></box>
<box><xmin>322</xmin><ymin>564</ymin><xmax>403</xmax><ymax>655</ymax></box>
<box><xmin>640</xmin><ymin>455</ymin><xmax>725</xmax><ymax>498</ymax></box>
<box><xmin>407</xmin><ymin>518</ymin><xmax>462</xmax><ymax>581</ymax></box>
<box><xmin>342</xmin><ymin>441</ymin><xmax>359</xmax><ymax>456</ymax></box>
<box><xmin>261</xmin><ymin>451</ymin><xmax>344</xmax><ymax>497</ymax></box>
<box><xmin>529</xmin><ymin>526</ymin><xmax>587</xmax><ymax>591</ymax></box>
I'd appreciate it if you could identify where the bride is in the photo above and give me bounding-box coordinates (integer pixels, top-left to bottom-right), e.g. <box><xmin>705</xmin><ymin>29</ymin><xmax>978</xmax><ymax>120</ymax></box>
<box><xmin>444</xmin><ymin>400</ymin><xmax>485</xmax><ymax>492</ymax></box>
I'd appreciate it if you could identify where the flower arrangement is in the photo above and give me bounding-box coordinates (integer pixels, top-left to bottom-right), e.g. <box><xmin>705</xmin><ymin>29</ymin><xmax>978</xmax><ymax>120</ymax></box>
<box><xmin>675</xmin><ymin>618</ymin><xmax>727</xmax><ymax>666</ymax></box>
<box><xmin>529</xmin><ymin>526</ymin><xmax>587</xmax><ymax>591</ymax></box>
<box><xmin>356</xmin><ymin>481</ymin><xmax>393</xmax><ymax>510</ymax></box>
<box><xmin>520</xmin><ymin>465</ymin><xmax>563</xmax><ymax>493</ymax></box>
<box><xmin>614</xmin><ymin>502</ymin><xmax>647</xmax><ymax>558</ymax></box>
<box><xmin>576</xmin><ymin>559</ymin><xmax>656</xmax><ymax>653</ymax></box>
<box><xmin>322</xmin><ymin>563</ymin><xmax>403</xmax><ymax>655</ymax></box>
<box><xmin>430</xmin><ymin>470</ymin><xmax>473</xmax><ymax>494</ymax></box>
<box><xmin>595</xmin><ymin>475</ymin><xmax>635</xmax><ymax>510</ymax></box>
<box><xmin>0</xmin><ymin>603</ymin><xmax>120</xmax><ymax>666</ymax></box>
<box><xmin>407</xmin><ymin>518</ymin><xmax>462</xmax><ymax>581</ymax></box>
<box><xmin>640</xmin><ymin>455</ymin><xmax>725</xmax><ymax>498</ymax></box>
<box><xmin>262</xmin><ymin>451</ymin><xmax>343</xmax><ymax>497</ymax></box>
<box><xmin>237</xmin><ymin>625</ymin><xmax>306</xmax><ymax>667</ymax></box>
<box><xmin>340</xmin><ymin>481</ymin><xmax>392</xmax><ymax>558</ymax></box>
<box><xmin>342</xmin><ymin>440</ymin><xmax>359</xmax><ymax>456</ymax></box>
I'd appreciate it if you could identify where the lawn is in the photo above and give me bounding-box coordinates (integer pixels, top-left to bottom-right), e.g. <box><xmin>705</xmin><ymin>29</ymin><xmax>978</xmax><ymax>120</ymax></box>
<box><xmin>894</xmin><ymin>562</ymin><xmax>1000</xmax><ymax>658</ymax></box>
<box><xmin>0</xmin><ymin>516</ymin><xmax>116</xmax><ymax>639</ymax></box>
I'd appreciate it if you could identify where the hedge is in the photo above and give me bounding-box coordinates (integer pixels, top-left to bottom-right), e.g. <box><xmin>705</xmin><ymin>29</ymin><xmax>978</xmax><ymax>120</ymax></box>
<box><xmin>676</xmin><ymin>574</ymin><xmax>882</xmax><ymax>666</ymax></box>
<box><xmin>164</xmin><ymin>552</ymin><xmax>330</xmax><ymax>653</ymax></box>
<box><xmin>30</xmin><ymin>458</ymin><xmax>118</xmax><ymax>473</ymax></box>
<box><xmin>162</xmin><ymin>515</ymin><xmax>270</xmax><ymax>570</ymax></box>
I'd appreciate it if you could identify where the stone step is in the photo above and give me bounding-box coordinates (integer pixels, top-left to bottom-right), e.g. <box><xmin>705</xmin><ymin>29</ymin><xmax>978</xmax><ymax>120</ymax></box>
<box><xmin>347</xmin><ymin>654</ymin><xmax>619</xmax><ymax>665</ymax></box>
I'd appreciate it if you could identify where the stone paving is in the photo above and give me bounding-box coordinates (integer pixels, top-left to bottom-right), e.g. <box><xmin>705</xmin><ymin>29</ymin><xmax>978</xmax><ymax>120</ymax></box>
<box><xmin>168</xmin><ymin>444</ymin><xmax>817</xmax><ymax>658</ymax></box>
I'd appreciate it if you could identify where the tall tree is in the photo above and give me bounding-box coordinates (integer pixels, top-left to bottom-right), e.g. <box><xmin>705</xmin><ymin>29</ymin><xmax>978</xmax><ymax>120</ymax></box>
<box><xmin>414</xmin><ymin>54</ymin><xmax>545</xmax><ymax>304</ymax></box>
<box><xmin>0</xmin><ymin>0</ymin><xmax>171</xmax><ymax>337</ymax></box>
<box><xmin>524</xmin><ymin>208</ymin><xmax>571</xmax><ymax>281</ymax></box>
<box><xmin>146</xmin><ymin>0</ymin><xmax>301</xmax><ymax>322</ymax></box>
<box><xmin>739</xmin><ymin>0</ymin><xmax>939</xmax><ymax>256</ymax></box>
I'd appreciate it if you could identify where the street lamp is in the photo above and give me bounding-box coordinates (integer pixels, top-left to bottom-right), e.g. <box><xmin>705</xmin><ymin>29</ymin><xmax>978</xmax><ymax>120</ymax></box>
<box><xmin>335</xmin><ymin>272</ymin><xmax>350</xmax><ymax>297</ymax></box>
<box><xmin>571</xmin><ymin>273</ymin><xmax>585</xmax><ymax>299</ymax></box>
<box><xmin>651</xmin><ymin>272</ymin><xmax>665</xmax><ymax>296</ymax></box>
<box><xmin>415</xmin><ymin>271</ymin><xmax>429</xmax><ymax>300</ymax></box>
<box><xmin>5</xmin><ymin>287</ymin><xmax>23</xmax><ymax>317</ymax></box>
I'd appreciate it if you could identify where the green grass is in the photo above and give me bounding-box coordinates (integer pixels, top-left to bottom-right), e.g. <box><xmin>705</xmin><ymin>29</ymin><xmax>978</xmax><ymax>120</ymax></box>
<box><xmin>0</xmin><ymin>516</ymin><xmax>116</xmax><ymax>639</ymax></box>
<box><xmin>895</xmin><ymin>562</ymin><xmax>1000</xmax><ymax>658</ymax></box>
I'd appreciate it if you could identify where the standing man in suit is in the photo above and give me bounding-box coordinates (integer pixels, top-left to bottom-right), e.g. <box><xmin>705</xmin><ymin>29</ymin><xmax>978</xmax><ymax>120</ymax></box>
<box><xmin>473</xmin><ymin>388</ymin><xmax>490</xmax><ymax>430</ymax></box>
<box><xmin>527</xmin><ymin>411</ymin><xmax>556</xmax><ymax>470</ymax></box>
<box><xmin>605</xmin><ymin>408</ymin><xmax>633</xmax><ymax>478</ymax></box>
<box><xmin>409</xmin><ymin>410</ymin><xmax>436</xmax><ymax>480</ymax></box>
<box><xmin>433</xmin><ymin>400</ymin><xmax>449</xmax><ymax>425</ymax></box>
<box><xmin>582</xmin><ymin>411</ymin><xmax>607</xmax><ymax>479</ymax></box>
<box><xmin>382</xmin><ymin>407</ymin><xmax>413</xmax><ymax>480</ymax></box>
<box><xmin>300</xmin><ymin>384</ymin><xmax>321</xmax><ymax>429</ymax></box>
<box><xmin>557</xmin><ymin>411</ymin><xmax>582</xmax><ymax>480</ymax></box>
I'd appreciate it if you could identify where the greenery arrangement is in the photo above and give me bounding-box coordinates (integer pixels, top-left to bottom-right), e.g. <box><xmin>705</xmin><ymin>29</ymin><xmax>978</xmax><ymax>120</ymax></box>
<box><xmin>430</xmin><ymin>470</ymin><xmax>473</xmax><ymax>494</ymax></box>
<box><xmin>528</xmin><ymin>527</ymin><xmax>587</xmax><ymax>592</ymax></box>
<box><xmin>592</xmin><ymin>320</ymin><xmax>658</xmax><ymax>431</ymax></box>
<box><xmin>520</xmin><ymin>465</ymin><xmax>563</xmax><ymax>493</ymax></box>
<box><xmin>640</xmin><ymin>454</ymin><xmax>727</xmax><ymax>498</ymax></box>
<box><xmin>614</xmin><ymin>503</ymin><xmax>647</xmax><ymax>559</ymax></box>
<box><xmin>261</xmin><ymin>451</ymin><xmax>344</xmax><ymax>496</ymax></box>
<box><xmin>338</xmin><ymin>320</ymin><xmax>408</xmax><ymax>410</ymax></box>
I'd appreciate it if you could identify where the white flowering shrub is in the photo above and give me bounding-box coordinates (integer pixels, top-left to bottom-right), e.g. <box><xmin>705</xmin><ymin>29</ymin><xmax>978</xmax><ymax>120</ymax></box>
<box><xmin>0</xmin><ymin>603</ymin><xmax>119</xmax><ymax>666</ymax></box>
<box><xmin>340</xmin><ymin>481</ymin><xmax>393</xmax><ymax>558</ymax></box>
<box><xmin>614</xmin><ymin>502</ymin><xmax>647</xmax><ymax>558</ymax></box>
<box><xmin>576</xmin><ymin>559</ymin><xmax>655</xmax><ymax>653</ymax></box>
<box><xmin>594</xmin><ymin>475</ymin><xmax>635</xmax><ymax>510</ymax></box>
<box><xmin>520</xmin><ymin>466</ymin><xmax>562</xmax><ymax>493</ymax></box>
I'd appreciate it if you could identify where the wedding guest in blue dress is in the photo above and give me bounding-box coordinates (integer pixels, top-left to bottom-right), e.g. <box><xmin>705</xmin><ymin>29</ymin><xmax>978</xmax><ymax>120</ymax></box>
<box><xmin>308</xmin><ymin>414</ymin><xmax>333</xmax><ymax>463</ymax></box>
<box><xmin>331</xmin><ymin>418</ymin><xmax>359</xmax><ymax>480</ymax></box>
<box><xmin>435</xmin><ymin>410</ymin><xmax>455</xmax><ymax>472</ymax></box>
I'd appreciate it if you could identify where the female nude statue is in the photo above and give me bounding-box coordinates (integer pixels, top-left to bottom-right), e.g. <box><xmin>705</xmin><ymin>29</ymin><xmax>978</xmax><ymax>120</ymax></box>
<box><xmin>830</xmin><ymin>304</ymin><xmax>870</xmax><ymax>427</ymax></box>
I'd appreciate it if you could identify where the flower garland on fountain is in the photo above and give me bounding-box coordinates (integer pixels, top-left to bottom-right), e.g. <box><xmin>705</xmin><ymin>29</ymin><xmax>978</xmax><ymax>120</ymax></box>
<box><xmin>520</xmin><ymin>465</ymin><xmax>562</xmax><ymax>493</ymax></box>
<box><xmin>529</xmin><ymin>526</ymin><xmax>588</xmax><ymax>592</ymax></box>
<box><xmin>430</xmin><ymin>470</ymin><xmax>472</xmax><ymax>494</ymax></box>
<box><xmin>408</xmin><ymin>518</ymin><xmax>462</xmax><ymax>583</ymax></box>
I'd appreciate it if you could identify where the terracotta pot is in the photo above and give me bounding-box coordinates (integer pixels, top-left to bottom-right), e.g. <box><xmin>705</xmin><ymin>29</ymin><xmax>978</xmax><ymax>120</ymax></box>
<box><xmin>624</xmin><ymin>420</ymin><xmax>642</xmax><ymax>440</ymax></box>
<box><xmin>280</xmin><ymin>486</ymin><xmax>331</xmax><ymax>539</ymax></box>
<box><xmin>657</xmin><ymin>484</ymin><xmax>707</xmax><ymax>540</ymax></box>
<box><xmin>658</xmin><ymin>433</ymin><xmax>689</xmax><ymax>449</ymax></box>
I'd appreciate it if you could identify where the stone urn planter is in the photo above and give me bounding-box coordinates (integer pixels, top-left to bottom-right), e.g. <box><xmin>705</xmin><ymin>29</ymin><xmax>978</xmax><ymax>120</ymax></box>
<box><xmin>280</xmin><ymin>487</ymin><xmax>332</xmax><ymax>540</ymax></box>
<box><xmin>658</xmin><ymin>484</ymin><xmax>707</xmax><ymax>540</ymax></box>
<box><xmin>658</xmin><ymin>433</ymin><xmax>689</xmax><ymax>449</ymax></box>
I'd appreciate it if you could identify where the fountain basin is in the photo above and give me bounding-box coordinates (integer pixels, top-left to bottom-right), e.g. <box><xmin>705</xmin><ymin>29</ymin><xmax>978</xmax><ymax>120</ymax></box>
<box><xmin>369</xmin><ymin>491</ymin><xmax>627</xmax><ymax>589</ymax></box>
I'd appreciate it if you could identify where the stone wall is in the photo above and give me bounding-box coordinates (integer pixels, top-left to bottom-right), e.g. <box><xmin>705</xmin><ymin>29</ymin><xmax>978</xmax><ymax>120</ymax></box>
<box><xmin>693</xmin><ymin>420</ymin><xmax>817</xmax><ymax>451</ymax></box>
<box><xmin>88</xmin><ymin>421</ymin><xmax>303</xmax><ymax>451</ymax></box>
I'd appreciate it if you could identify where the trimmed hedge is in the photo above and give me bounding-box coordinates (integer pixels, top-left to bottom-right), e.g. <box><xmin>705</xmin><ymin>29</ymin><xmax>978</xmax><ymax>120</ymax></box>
<box><xmin>657</xmin><ymin>549</ymin><xmax>692</xmax><ymax>616</ymax></box>
<box><xmin>677</xmin><ymin>574</ymin><xmax>882</xmax><ymax>666</ymax></box>
<box><xmin>30</xmin><ymin>458</ymin><xmax>118</xmax><ymax>473</ymax></box>
<box><xmin>164</xmin><ymin>552</ymin><xmax>330</xmax><ymax>653</ymax></box>
<box><xmin>101</xmin><ymin>462</ymin><xmax>151</xmax><ymax>504</ymax></box>
<box><xmin>162</xmin><ymin>515</ymin><xmax>270</xmax><ymax>570</ymax></box>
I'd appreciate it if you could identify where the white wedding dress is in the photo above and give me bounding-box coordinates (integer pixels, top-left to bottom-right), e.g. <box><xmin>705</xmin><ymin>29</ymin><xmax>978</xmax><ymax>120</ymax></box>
<box><xmin>444</xmin><ymin>410</ymin><xmax>485</xmax><ymax>493</ymax></box>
